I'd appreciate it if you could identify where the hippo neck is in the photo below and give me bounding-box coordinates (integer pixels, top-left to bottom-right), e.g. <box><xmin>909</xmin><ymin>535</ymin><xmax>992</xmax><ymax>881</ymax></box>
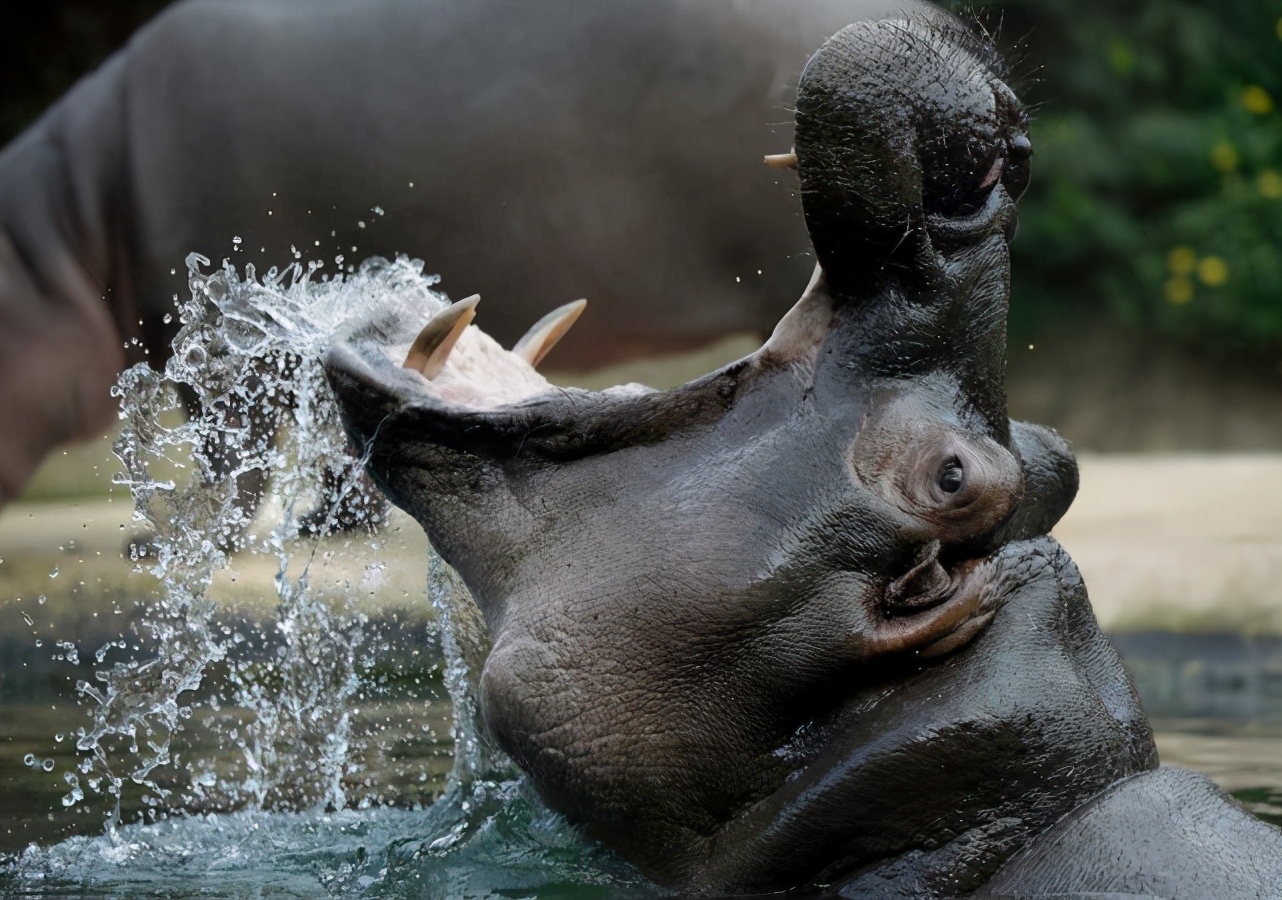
<box><xmin>691</xmin><ymin>538</ymin><xmax>1157</xmax><ymax>896</ymax></box>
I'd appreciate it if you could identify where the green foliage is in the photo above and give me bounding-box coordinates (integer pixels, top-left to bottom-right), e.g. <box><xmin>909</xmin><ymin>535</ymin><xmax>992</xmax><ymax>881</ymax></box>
<box><xmin>956</xmin><ymin>0</ymin><xmax>1282</xmax><ymax>354</ymax></box>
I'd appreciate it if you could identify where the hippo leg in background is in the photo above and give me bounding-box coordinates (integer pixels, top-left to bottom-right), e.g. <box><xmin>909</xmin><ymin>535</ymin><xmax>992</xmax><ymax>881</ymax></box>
<box><xmin>322</xmin><ymin>7</ymin><xmax>1282</xmax><ymax>897</ymax></box>
<box><xmin>0</xmin><ymin>0</ymin><xmax>926</xmax><ymax>508</ymax></box>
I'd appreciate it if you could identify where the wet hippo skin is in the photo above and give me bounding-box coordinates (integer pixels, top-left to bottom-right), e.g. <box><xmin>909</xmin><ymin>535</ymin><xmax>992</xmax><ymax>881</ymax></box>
<box><xmin>0</xmin><ymin>0</ymin><xmax>924</xmax><ymax>506</ymax></box>
<box><xmin>323</xmin><ymin>7</ymin><xmax>1282</xmax><ymax>897</ymax></box>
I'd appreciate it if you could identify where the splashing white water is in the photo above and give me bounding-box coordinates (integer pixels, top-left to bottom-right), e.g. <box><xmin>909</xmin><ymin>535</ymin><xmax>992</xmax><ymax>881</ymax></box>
<box><xmin>83</xmin><ymin>253</ymin><xmax>404</xmax><ymax>820</ymax></box>
<box><xmin>4</xmin><ymin>253</ymin><xmax>654</xmax><ymax>897</ymax></box>
<box><xmin>77</xmin><ymin>254</ymin><xmax>504</xmax><ymax>818</ymax></box>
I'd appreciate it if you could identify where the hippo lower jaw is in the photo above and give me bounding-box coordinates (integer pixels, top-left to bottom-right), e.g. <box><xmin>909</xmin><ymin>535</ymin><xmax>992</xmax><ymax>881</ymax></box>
<box><xmin>323</xmin><ymin>279</ymin><xmax>1036</xmax><ymax>665</ymax></box>
<box><xmin>322</xmin><ymin>278</ymin><xmax>1081</xmax><ymax>889</ymax></box>
<box><xmin>685</xmin><ymin>537</ymin><xmax>1158</xmax><ymax>895</ymax></box>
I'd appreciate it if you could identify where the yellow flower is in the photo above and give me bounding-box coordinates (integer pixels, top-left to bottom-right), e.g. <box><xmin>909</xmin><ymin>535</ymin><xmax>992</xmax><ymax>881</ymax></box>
<box><xmin>1259</xmin><ymin>169</ymin><xmax>1282</xmax><ymax>199</ymax></box>
<box><xmin>1210</xmin><ymin>140</ymin><xmax>1240</xmax><ymax>173</ymax></box>
<box><xmin>1242</xmin><ymin>85</ymin><xmax>1275</xmax><ymax>116</ymax></box>
<box><xmin>1197</xmin><ymin>256</ymin><xmax>1229</xmax><ymax>287</ymax></box>
<box><xmin>1167</xmin><ymin>246</ymin><xmax>1197</xmax><ymax>275</ymax></box>
<box><xmin>1165</xmin><ymin>277</ymin><xmax>1194</xmax><ymax>305</ymax></box>
<box><xmin>1108</xmin><ymin>40</ymin><xmax>1136</xmax><ymax>75</ymax></box>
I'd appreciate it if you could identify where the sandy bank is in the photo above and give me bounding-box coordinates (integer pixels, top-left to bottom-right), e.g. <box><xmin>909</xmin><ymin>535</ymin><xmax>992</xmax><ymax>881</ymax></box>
<box><xmin>2</xmin><ymin>450</ymin><xmax>1280</xmax><ymax>634</ymax></box>
<box><xmin>1055</xmin><ymin>454</ymin><xmax>1282</xmax><ymax>633</ymax></box>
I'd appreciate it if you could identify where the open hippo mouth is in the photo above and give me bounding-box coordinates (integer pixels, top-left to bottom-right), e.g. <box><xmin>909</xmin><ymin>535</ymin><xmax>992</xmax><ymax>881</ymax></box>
<box><xmin>325</xmin><ymin>259</ymin><xmax>1054</xmax><ymax>650</ymax></box>
<box><xmin>322</xmin><ymin>6</ymin><xmax>1098</xmax><ymax>895</ymax></box>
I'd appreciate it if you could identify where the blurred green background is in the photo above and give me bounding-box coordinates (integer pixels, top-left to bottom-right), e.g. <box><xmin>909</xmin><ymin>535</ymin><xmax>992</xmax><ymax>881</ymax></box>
<box><xmin>959</xmin><ymin>0</ymin><xmax>1282</xmax><ymax>367</ymax></box>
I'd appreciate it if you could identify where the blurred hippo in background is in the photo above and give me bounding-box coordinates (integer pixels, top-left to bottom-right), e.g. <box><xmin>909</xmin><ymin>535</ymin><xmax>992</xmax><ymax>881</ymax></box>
<box><xmin>0</xmin><ymin>0</ymin><xmax>934</xmax><ymax>511</ymax></box>
<box><xmin>325</xmin><ymin>8</ymin><xmax>1282</xmax><ymax>897</ymax></box>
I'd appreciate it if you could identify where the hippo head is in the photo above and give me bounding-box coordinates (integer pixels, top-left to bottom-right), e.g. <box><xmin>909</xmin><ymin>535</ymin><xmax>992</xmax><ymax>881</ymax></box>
<box><xmin>324</xmin><ymin>8</ymin><xmax>1153</xmax><ymax>894</ymax></box>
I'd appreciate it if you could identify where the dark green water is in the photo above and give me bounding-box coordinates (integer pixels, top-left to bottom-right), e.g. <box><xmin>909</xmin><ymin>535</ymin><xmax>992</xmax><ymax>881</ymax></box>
<box><xmin>2</xmin><ymin>628</ymin><xmax>1281</xmax><ymax>897</ymax></box>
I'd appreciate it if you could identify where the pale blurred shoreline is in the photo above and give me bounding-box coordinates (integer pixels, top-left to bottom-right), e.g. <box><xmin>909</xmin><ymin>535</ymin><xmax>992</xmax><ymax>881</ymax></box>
<box><xmin>2</xmin><ymin>447</ymin><xmax>1279</xmax><ymax>636</ymax></box>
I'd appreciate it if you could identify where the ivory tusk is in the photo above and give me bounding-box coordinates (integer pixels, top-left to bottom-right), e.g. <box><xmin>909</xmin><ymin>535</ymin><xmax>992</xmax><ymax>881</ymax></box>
<box><xmin>763</xmin><ymin>150</ymin><xmax>798</xmax><ymax>170</ymax></box>
<box><xmin>403</xmin><ymin>294</ymin><xmax>480</xmax><ymax>378</ymax></box>
<box><xmin>512</xmin><ymin>298</ymin><xmax>587</xmax><ymax>368</ymax></box>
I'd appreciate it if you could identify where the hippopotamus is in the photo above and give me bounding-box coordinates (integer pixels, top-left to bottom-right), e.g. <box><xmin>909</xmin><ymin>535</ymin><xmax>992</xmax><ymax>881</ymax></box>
<box><xmin>0</xmin><ymin>0</ymin><xmax>928</xmax><ymax>510</ymax></box>
<box><xmin>322</xmin><ymin>8</ymin><xmax>1282</xmax><ymax>897</ymax></box>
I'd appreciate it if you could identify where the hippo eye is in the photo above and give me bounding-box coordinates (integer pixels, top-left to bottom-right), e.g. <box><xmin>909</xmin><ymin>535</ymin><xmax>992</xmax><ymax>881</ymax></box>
<box><xmin>937</xmin><ymin>458</ymin><xmax>965</xmax><ymax>494</ymax></box>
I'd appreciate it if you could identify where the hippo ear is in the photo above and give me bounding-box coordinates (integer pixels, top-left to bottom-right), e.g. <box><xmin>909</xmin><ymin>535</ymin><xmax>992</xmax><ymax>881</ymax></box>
<box><xmin>997</xmin><ymin>420</ymin><xmax>1079</xmax><ymax>541</ymax></box>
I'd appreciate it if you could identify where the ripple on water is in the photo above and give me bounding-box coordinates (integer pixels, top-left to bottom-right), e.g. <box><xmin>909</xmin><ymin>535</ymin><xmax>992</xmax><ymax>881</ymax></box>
<box><xmin>5</xmin><ymin>782</ymin><xmax>658</xmax><ymax>898</ymax></box>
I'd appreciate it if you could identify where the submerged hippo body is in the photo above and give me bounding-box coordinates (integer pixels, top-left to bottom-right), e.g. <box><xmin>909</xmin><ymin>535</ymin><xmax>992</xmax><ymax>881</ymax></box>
<box><xmin>0</xmin><ymin>0</ymin><xmax>923</xmax><ymax>505</ymax></box>
<box><xmin>324</xmin><ymin>7</ymin><xmax>1282</xmax><ymax>896</ymax></box>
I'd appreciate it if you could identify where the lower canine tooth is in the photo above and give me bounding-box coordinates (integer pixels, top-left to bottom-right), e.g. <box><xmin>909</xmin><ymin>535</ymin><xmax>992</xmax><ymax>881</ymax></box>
<box><xmin>512</xmin><ymin>298</ymin><xmax>587</xmax><ymax>368</ymax></box>
<box><xmin>403</xmin><ymin>294</ymin><xmax>480</xmax><ymax>378</ymax></box>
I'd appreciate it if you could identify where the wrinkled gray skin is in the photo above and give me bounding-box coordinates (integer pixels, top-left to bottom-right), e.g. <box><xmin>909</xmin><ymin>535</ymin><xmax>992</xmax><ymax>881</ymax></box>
<box><xmin>324</xmin><ymin>9</ymin><xmax>1282</xmax><ymax>897</ymax></box>
<box><xmin>0</xmin><ymin>0</ymin><xmax>922</xmax><ymax>507</ymax></box>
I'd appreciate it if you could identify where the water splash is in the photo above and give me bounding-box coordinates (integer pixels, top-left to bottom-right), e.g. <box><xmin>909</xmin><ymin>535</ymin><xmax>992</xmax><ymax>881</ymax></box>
<box><xmin>83</xmin><ymin>252</ymin><xmax>407</xmax><ymax>822</ymax></box>
<box><xmin>9</xmin><ymin>796</ymin><xmax>656</xmax><ymax>899</ymax></box>
<box><xmin>1</xmin><ymin>254</ymin><xmax>657</xmax><ymax>896</ymax></box>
